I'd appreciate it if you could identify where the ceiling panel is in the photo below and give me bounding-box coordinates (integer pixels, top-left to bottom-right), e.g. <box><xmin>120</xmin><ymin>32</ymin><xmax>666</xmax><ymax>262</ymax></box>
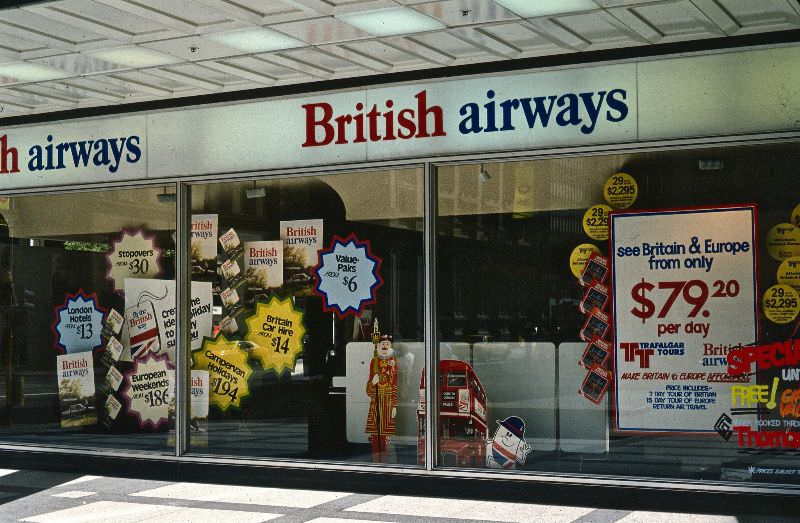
<box><xmin>10</xmin><ymin>83</ymin><xmax>83</xmax><ymax>105</ymax></box>
<box><xmin>0</xmin><ymin>0</ymin><xmax>797</xmax><ymax>118</ymax></box>
<box><xmin>140</xmin><ymin>35</ymin><xmax>243</xmax><ymax>62</ymax></box>
<box><xmin>412</xmin><ymin>0</ymin><xmax>519</xmax><ymax>26</ymax></box>
<box><xmin>62</xmin><ymin>76</ymin><xmax>138</xmax><ymax>98</ymax></box>
<box><xmin>199</xmin><ymin>59</ymin><xmax>277</xmax><ymax>85</ymax></box>
<box><xmin>223</xmin><ymin>55</ymin><xmax>309</xmax><ymax>82</ymax></box>
<box><xmin>167</xmin><ymin>62</ymin><xmax>251</xmax><ymax>86</ymax></box>
<box><xmin>273</xmin><ymin>17</ymin><xmax>371</xmax><ymax>45</ymax></box>
<box><xmin>717</xmin><ymin>0</ymin><xmax>800</xmax><ymax>30</ymax></box>
<box><xmin>555</xmin><ymin>12</ymin><xmax>644</xmax><ymax>46</ymax></box>
<box><xmin>280</xmin><ymin>47</ymin><xmax>367</xmax><ymax>74</ymax></box>
<box><xmin>30</xmin><ymin>52</ymin><xmax>127</xmax><ymax>77</ymax></box>
<box><xmin>628</xmin><ymin>1</ymin><xmax>723</xmax><ymax>38</ymax></box>
<box><xmin>0</xmin><ymin>8</ymin><xmax>106</xmax><ymax>47</ymax></box>
<box><xmin>23</xmin><ymin>0</ymin><xmax>172</xmax><ymax>40</ymax></box>
<box><xmin>408</xmin><ymin>30</ymin><xmax>484</xmax><ymax>60</ymax></box>
<box><xmin>480</xmin><ymin>22</ymin><xmax>566</xmax><ymax>55</ymax></box>
<box><xmin>0</xmin><ymin>32</ymin><xmax>51</xmax><ymax>55</ymax></box>
<box><xmin>192</xmin><ymin>0</ymin><xmax>314</xmax><ymax>25</ymax></box>
<box><xmin>341</xmin><ymin>40</ymin><xmax>423</xmax><ymax>68</ymax></box>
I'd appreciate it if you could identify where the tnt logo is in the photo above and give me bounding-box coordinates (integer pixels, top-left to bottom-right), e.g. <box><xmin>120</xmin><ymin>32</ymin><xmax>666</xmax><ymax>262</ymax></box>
<box><xmin>620</xmin><ymin>342</ymin><xmax>653</xmax><ymax>368</ymax></box>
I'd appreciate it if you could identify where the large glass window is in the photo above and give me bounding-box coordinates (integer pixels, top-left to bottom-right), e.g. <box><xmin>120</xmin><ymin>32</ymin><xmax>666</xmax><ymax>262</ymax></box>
<box><xmin>187</xmin><ymin>168</ymin><xmax>423</xmax><ymax>465</ymax></box>
<box><xmin>436</xmin><ymin>143</ymin><xmax>800</xmax><ymax>485</ymax></box>
<box><xmin>0</xmin><ymin>186</ymin><xmax>176</xmax><ymax>452</ymax></box>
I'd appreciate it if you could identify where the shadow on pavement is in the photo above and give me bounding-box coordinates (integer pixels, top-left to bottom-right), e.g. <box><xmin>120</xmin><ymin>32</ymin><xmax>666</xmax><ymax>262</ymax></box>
<box><xmin>0</xmin><ymin>469</ymin><xmax>82</xmax><ymax>505</ymax></box>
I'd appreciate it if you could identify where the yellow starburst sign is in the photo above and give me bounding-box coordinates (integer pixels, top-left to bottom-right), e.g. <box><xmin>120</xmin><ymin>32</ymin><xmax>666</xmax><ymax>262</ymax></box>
<box><xmin>192</xmin><ymin>334</ymin><xmax>252</xmax><ymax>412</ymax></box>
<box><xmin>243</xmin><ymin>296</ymin><xmax>305</xmax><ymax>375</ymax></box>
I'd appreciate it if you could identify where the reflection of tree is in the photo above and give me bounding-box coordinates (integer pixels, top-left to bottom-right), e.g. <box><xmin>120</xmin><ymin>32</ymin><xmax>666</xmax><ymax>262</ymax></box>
<box><xmin>190</xmin><ymin>242</ymin><xmax>202</xmax><ymax>262</ymax></box>
<box><xmin>59</xmin><ymin>378</ymin><xmax>81</xmax><ymax>398</ymax></box>
<box><xmin>244</xmin><ymin>267</ymin><xmax>269</xmax><ymax>289</ymax></box>
<box><xmin>284</xmin><ymin>245</ymin><xmax>306</xmax><ymax>267</ymax></box>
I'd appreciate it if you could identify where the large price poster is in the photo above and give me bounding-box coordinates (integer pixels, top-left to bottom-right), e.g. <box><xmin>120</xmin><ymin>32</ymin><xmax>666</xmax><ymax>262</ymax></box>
<box><xmin>611</xmin><ymin>205</ymin><xmax>758</xmax><ymax>432</ymax></box>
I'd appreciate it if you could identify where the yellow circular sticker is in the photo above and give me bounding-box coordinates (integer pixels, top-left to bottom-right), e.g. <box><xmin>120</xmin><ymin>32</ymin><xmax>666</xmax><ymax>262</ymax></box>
<box><xmin>192</xmin><ymin>334</ymin><xmax>253</xmax><ymax>412</ymax></box>
<box><xmin>603</xmin><ymin>173</ymin><xmax>638</xmax><ymax>209</ymax></box>
<box><xmin>244</xmin><ymin>295</ymin><xmax>306</xmax><ymax>375</ymax></box>
<box><xmin>791</xmin><ymin>203</ymin><xmax>800</xmax><ymax>228</ymax></box>
<box><xmin>762</xmin><ymin>284</ymin><xmax>800</xmax><ymax>324</ymax></box>
<box><xmin>569</xmin><ymin>244</ymin><xmax>601</xmax><ymax>278</ymax></box>
<box><xmin>583</xmin><ymin>204</ymin><xmax>612</xmax><ymax>241</ymax></box>
<box><xmin>777</xmin><ymin>256</ymin><xmax>800</xmax><ymax>293</ymax></box>
<box><xmin>766</xmin><ymin>223</ymin><xmax>800</xmax><ymax>261</ymax></box>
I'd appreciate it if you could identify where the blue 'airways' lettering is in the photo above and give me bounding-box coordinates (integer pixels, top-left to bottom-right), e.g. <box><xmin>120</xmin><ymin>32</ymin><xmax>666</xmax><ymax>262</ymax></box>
<box><xmin>458</xmin><ymin>88</ymin><xmax>628</xmax><ymax>136</ymax></box>
<box><xmin>27</xmin><ymin>135</ymin><xmax>142</xmax><ymax>173</ymax></box>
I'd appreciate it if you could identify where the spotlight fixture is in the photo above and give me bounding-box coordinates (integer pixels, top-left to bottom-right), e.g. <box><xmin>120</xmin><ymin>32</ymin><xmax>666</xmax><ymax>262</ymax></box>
<box><xmin>698</xmin><ymin>159</ymin><xmax>723</xmax><ymax>171</ymax></box>
<box><xmin>479</xmin><ymin>163</ymin><xmax>491</xmax><ymax>182</ymax></box>
<box><xmin>245</xmin><ymin>181</ymin><xmax>266</xmax><ymax>199</ymax></box>
<box><xmin>157</xmin><ymin>187</ymin><xmax>176</xmax><ymax>203</ymax></box>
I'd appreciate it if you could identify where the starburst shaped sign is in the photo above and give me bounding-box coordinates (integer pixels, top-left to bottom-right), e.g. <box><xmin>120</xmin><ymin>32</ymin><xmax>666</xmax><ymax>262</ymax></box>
<box><xmin>313</xmin><ymin>233</ymin><xmax>383</xmax><ymax>318</ymax></box>
<box><xmin>51</xmin><ymin>289</ymin><xmax>106</xmax><ymax>354</ymax></box>
<box><xmin>192</xmin><ymin>334</ymin><xmax>252</xmax><ymax>412</ymax></box>
<box><xmin>120</xmin><ymin>352</ymin><xmax>174</xmax><ymax>430</ymax></box>
<box><xmin>243</xmin><ymin>296</ymin><xmax>306</xmax><ymax>375</ymax></box>
<box><xmin>106</xmin><ymin>228</ymin><xmax>163</xmax><ymax>293</ymax></box>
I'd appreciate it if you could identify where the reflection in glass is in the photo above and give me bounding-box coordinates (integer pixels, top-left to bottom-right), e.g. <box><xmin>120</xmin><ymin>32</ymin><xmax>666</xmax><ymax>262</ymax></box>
<box><xmin>436</xmin><ymin>144</ymin><xmax>800</xmax><ymax>485</ymax></box>
<box><xmin>0</xmin><ymin>187</ymin><xmax>176</xmax><ymax>452</ymax></box>
<box><xmin>188</xmin><ymin>168</ymin><xmax>423</xmax><ymax>465</ymax></box>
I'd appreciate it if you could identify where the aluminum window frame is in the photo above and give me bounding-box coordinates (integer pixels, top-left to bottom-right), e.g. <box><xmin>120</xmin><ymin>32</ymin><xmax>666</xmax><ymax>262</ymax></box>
<box><xmin>0</xmin><ymin>132</ymin><xmax>798</xmax><ymax>494</ymax></box>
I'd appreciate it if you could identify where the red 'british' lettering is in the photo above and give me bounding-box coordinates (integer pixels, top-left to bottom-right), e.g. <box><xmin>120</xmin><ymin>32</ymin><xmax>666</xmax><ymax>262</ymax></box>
<box><xmin>302</xmin><ymin>90</ymin><xmax>445</xmax><ymax>147</ymax></box>
<box><xmin>0</xmin><ymin>135</ymin><xmax>19</xmax><ymax>174</ymax></box>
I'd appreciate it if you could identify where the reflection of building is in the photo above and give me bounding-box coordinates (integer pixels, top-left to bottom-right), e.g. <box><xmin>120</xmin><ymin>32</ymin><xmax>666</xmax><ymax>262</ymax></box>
<box><xmin>1</xmin><ymin>1</ymin><xmax>800</xmax><ymax>509</ymax></box>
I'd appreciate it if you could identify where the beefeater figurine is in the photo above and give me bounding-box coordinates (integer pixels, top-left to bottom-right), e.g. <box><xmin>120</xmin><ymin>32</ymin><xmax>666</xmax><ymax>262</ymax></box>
<box><xmin>365</xmin><ymin>318</ymin><xmax>397</xmax><ymax>463</ymax></box>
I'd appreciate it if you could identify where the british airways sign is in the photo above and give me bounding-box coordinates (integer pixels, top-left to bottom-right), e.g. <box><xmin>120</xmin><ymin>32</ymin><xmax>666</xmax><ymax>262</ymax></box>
<box><xmin>0</xmin><ymin>133</ymin><xmax>141</xmax><ymax>175</ymax></box>
<box><xmin>1</xmin><ymin>44</ymin><xmax>799</xmax><ymax>189</ymax></box>
<box><xmin>0</xmin><ymin>63</ymin><xmax>636</xmax><ymax>187</ymax></box>
<box><xmin>0</xmin><ymin>115</ymin><xmax>147</xmax><ymax>189</ymax></box>
<box><xmin>301</xmin><ymin>87</ymin><xmax>629</xmax><ymax>148</ymax></box>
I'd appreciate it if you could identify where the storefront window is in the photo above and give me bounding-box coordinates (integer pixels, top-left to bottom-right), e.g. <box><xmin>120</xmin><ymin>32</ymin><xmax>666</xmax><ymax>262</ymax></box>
<box><xmin>187</xmin><ymin>168</ymin><xmax>424</xmax><ymax>464</ymax></box>
<box><xmin>0</xmin><ymin>186</ymin><xmax>176</xmax><ymax>452</ymax></box>
<box><xmin>436</xmin><ymin>143</ymin><xmax>800</xmax><ymax>484</ymax></box>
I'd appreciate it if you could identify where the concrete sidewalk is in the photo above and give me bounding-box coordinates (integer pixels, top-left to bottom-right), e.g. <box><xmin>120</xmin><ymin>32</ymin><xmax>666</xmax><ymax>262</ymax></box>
<box><xmin>0</xmin><ymin>469</ymin><xmax>795</xmax><ymax>523</ymax></box>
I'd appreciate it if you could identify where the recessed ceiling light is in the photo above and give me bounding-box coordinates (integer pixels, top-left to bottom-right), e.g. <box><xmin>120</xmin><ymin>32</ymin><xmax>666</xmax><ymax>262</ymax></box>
<box><xmin>0</xmin><ymin>62</ymin><xmax>69</xmax><ymax>83</ymax></box>
<box><xmin>207</xmin><ymin>27</ymin><xmax>304</xmax><ymax>53</ymax></box>
<box><xmin>338</xmin><ymin>7</ymin><xmax>445</xmax><ymax>37</ymax></box>
<box><xmin>87</xmin><ymin>46</ymin><xmax>180</xmax><ymax>68</ymax></box>
<box><xmin>494</xmin><ymin>0</ymin><xmax>599</xmax><ymax>18</ymax></box>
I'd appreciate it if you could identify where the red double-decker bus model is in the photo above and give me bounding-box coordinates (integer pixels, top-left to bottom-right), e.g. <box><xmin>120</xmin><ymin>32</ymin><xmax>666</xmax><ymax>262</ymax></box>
<box><xmin>417</xmin><ymin>360</ymin><xmax>488</xmax><ymax>467</ymax></box>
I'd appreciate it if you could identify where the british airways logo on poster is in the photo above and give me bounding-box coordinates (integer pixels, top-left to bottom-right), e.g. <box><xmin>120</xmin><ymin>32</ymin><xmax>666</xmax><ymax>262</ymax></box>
<box><xmin>301</xmin><ymin>88</ymin><xmax>629</xmax><ymax>147</ymax></box>
<box><xmin>0</xmin><ymin>133</ymin><xmax>141</xmax><ymax>175</ymax></box>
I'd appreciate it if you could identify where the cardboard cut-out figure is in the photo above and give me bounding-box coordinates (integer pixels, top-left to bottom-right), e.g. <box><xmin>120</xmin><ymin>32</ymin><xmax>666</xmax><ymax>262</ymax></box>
<box><xmin>365</xmin><ymin>319</ymin><xmax>397</xmax><ymax>463</ymax></box>
<box><xmin>486</xmin><ymin>416</ymin><xmax>532</xmax><ymax>469</ymax></box>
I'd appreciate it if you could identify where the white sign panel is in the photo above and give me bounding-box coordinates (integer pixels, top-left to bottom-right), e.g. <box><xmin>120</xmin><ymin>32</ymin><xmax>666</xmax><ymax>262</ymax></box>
<box><xmin>3</xmin><ymin>46</ymin><xmax>800</xmax><ymax>190</ymax></box>
<box><xmin>148</xmin><ymin>64</ymin><xmax>636</xmax><ymax>178</ymax></box>
<box><xmin>611</xmin><ymin>206</ymin><xmax>758</xmax><ymax>432</ymax></box>
<box><xmin>57</xmin><ymin>352</ymin><xmax>97</xmax><ymax>428</ymax></box>
<box><xmin>123</xmin><ymin>279</ymin><xmax>213</xmax><ymax>362</ymax></box>
<box><xmin>244</xmin><ymin>240</ymin><xmax>283</xmax><ymax>290</ymax></box>
<box><xmin>280</xmin><ymin>219</ymin><xmax>323</xmax><ymax>270</ymax></box>
<box><xmin>0</xmin><ymin>115</ymin><xmax>146</xmax><ymax>188</ymax></box>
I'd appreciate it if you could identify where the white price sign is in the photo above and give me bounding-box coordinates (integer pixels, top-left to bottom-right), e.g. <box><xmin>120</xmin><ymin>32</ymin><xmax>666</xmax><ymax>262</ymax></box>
<box><xmin>107</xmin><ymin>229</ymin><xmax>162</xmax><ymax>293</ymax></box>
<box><xmin>313</xmin><ymin>233</ymin><xmax>382</xmax><ymax>318</ymax></box>
<box><xmin>611</xmin><ymin>206</ymin><xmax>758</xmax><ymax>432</ymax></box>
